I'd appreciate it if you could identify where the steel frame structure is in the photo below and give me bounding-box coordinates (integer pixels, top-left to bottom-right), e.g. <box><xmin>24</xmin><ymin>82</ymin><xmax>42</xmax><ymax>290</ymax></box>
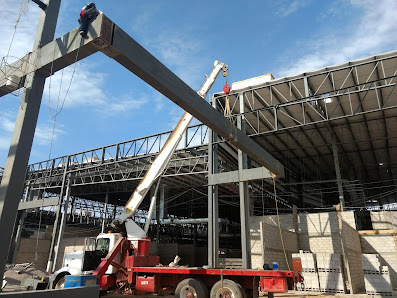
<box><xmin>212</xmin><ymin>50</ymin><xmax>397</xmax><ymax>207</ymax></box>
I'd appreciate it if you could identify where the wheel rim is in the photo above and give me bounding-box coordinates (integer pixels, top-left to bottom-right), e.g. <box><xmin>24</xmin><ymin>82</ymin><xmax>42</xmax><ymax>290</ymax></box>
<box><xmin>182</xmin><ymin>285</ymin><xmax>198</xmax><ymax>297</ymax></box>
<box><xmin>215</xmin><ymin>287</ymin><xmax>235</xmax><ymax>298</ymax></box>
<box><xmin>55</xmin><ymin>276</ymin><xmax>66</xmax><ymax>289</ymax></box>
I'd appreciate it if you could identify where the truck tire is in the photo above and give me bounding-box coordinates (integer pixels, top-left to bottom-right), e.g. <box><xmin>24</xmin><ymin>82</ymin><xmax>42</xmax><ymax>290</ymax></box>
<box><xmin>210</xmin><ymin>279</ymin><xmax>243</xmax><ymax>298</ymax></box>
<box><xmin>53</xmin><ymin>273</ymin><xmax>70</xmax><ymax>289</ymax></box>
<box><xmin>175</xmin><ymin>278</ymin><xmax>209</xmax><ymax>298</ymax></box>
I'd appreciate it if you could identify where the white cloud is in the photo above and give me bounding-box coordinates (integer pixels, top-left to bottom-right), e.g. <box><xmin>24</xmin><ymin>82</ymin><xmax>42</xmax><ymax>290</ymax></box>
<box><xmin>0</xmin><ymin>0</ymin><xmax>40</xmax><ymax>64</ymax></box>
<box><xmin>44</xmin><ymin>62</ymin><xmax>107</xmax><ymax>109</ymax></box>
<box><xmin>276</xmin><ymin>0</ymin><xmax>397</xmax><ymax>77</ymax></box>
<box><xmin>33</xmin><ymin>121</ymin><xmax>65</xmax><ymax>146</ymax></box>
<box><xmin>276</xmin><ymin>0</ymin><xmax>309</xmax><ymax>17</ymax></box>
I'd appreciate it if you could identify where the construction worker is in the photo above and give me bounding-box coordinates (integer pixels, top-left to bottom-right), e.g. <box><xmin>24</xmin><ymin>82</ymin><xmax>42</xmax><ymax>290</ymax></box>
<box><xmin>78</xmin><ymin>2</ymin><xmax>101</xmax><ymax>36</ymax></box>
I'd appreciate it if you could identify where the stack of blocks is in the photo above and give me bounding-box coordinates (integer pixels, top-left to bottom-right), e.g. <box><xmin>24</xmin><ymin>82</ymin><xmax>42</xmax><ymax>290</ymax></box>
<box><xmin>292</xmin><ymin>251</ymin><xmax>319</xmax><ymax>291</ymax></box>
<box><xmin>316</xmin><ymin>253</ymin><xmax>345</xmax><ymax>293</ymax></box>
<box><xmin>362</xmin><ymin>254</ymin><xmax>392</xmax><ymax>296</ymax></box>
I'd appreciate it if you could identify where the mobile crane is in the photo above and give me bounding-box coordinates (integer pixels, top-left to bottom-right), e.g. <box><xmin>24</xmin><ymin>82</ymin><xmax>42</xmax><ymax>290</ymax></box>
<box><xmin>52</xmin><ymin>61</ymin><xmax>293</xmax><ymax>297</ymax></box>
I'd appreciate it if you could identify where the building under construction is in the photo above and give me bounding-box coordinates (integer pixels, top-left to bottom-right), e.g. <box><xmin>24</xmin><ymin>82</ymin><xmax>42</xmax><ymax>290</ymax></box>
<box><xmin>0</xmin><ymin>2</ymin><xmax>397</xmax><ymax>297</ymax></box>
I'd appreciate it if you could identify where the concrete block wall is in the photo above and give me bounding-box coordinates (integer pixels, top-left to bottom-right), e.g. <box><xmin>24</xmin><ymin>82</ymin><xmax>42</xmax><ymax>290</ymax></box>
<box><xmin>370</xmin><ymin>211</ymin><xmax>397</xmax><ymax>230</ymax></box>
<box><xmin>250</xmin><ymin>216</ymin><xmax>263</xmax><ymax>269</ymax></box>
<box><xmin>341</xmin><ymin>220</ymin><xmax>365</xmax><ymax>293</ymax></box>
<box><xmin>298</xmin><ymin>212</ymin><xmax>342</xmax><ymax>253</ymax></box>
<box><xmin>361</xmin><ymin>233</ymin><xmax>397</xmax><ymax>288</ymax></box>
<box><xmin>15</xmin><ymin>238</ymin><xmax>51</xmax><ymax>269</ymax></box>
<box><xmin>249</xmin><ymin>217</ymin><xmax>298</xmax><ymax>270</ymax></box>
<box><xmin>56</xmin><ymin>237</ymin><xmax>86</xmax><ymax>270</ymax></box>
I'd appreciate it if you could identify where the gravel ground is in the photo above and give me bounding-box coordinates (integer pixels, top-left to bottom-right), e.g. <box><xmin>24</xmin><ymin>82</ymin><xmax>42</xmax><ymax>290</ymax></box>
<box><xmin>2</xmin><ymin>263</ymin><xmax>49</xmax><ymax>292</ymax></box>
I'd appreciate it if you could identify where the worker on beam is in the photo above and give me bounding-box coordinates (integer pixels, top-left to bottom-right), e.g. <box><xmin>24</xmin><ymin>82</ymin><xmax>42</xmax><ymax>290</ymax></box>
<box><xmin>78</xmin><ymin>2</ymin><xmax>101</xmax><ymax>36</ymax></box>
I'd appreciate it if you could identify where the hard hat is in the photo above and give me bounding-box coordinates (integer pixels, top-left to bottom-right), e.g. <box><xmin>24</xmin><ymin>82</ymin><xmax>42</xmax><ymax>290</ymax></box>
<box><xmin>86</xmin><ymin>2</ymin><xmax>95</xmax><ymax>8</ymax></box>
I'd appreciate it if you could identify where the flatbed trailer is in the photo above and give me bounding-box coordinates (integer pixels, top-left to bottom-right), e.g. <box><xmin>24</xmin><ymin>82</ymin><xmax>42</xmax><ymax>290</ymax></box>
<box><xmin>94</xmin><ymin>238</ymin><xmax>294</xmax><ymax>297</ymax></box>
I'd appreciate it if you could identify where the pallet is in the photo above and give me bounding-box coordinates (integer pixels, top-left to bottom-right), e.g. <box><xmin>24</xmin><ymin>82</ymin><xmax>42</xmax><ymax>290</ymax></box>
<box><xmin>318</xmin><ymin>268</ymin><xmax>341</xmax><ymax>273</ymax></box>
<box><xmin>320</xmin><ymin>289</ymin><xmax>345</xmax><ymax>293</ymax></box>
<box><xmin>364</xmin><ymin>270</ymin><xmax>382</xmax><ymax>274</ymax></box>
<box><xmin>366</xmin><ymin>291</ymin><xmax>392</xmax><ymax>296</ymax></box>
<box><xmin>301</xmin><ymin>287</ymin><xmax>320</xmax><ymax>292</ymax></box>
<box><xmin>302</xmin><ymin>269</ymin><xmax>317</xmax><ymax>273</ymax></box>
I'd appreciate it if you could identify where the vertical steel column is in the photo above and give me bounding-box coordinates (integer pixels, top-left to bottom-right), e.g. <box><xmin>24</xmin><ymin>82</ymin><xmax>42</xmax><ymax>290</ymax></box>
<box><xmin>208</xmin><ymin>96</ymin><xmax>219</xmax><ymax>268</ymax></box>
<box><xmin>10</xmin><ymin>211</ymin><xmax>27</xmax><ymax>264</ymax></box>
<box><xmin>0</xmin><ymin>0</ymin><xmax>61</xmax><ymax>281</ymax></box>
<box><xmin>332</xmin><ymin>134</ymin><xmax>345</xmax><ymax>210</ymax></box>
<box><xmin>159</xmin><ymin>184</ymin><xmax>165</xmax><ymax>219</ymax></box>
<box><xmin>238</xmin><ymin>93</ymin><xmax>251</xmax><ymax>268</ymax></box>
<box><xmin>52</xmin><ymin>173</ymin><xmax>73</xmax><ymax>272</ymax></box>
<box><xmin>101</xmin><ymin>189</ymin><xmax>109</xmax><ymax>233</ymax></box>
<box><xmin>46</xmin><ymin>156</ymin><xmax>70</xmax><ymax>272</ymax></box>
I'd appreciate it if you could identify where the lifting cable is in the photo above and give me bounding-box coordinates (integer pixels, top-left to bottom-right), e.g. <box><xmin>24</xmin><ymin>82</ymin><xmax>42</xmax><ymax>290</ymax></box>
<box><xmin>272</xmin><ymin>173</ymin><xmax>291</xmax><ymax>271</ymax></box>
<box><xmin>222</xmin><ymin>71</ymin><xmax>237</xmax><ymax>141</ymax></box>
<box><xmin>47</xmin><ymin>39</ymin><xmax>82</xmax><ymax>159</ymax></box>
<box><xmin>1</xmin><ymin>0</ymin><xmax>30</xmax><ymax>70</ymax></box>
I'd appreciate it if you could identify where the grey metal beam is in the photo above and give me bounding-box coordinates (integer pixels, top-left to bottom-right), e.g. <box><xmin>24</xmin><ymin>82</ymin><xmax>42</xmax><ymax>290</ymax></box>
<box><xmin>208</xmin><ymin>167</ymin><xmax>272</xmax><ymax>185</ymax></box>
<box><xmin>238</xmin><ymin>93</ymin><xmax>251</xmax><ymax>269</ymax></box>
<box><xmin>46</xmin><ymin>156</ymin><xmax>69</xmax><ymax>272</ymax></box>
<box><xmin>208</xmin><ymin>97</ymin><xmax>219</xmax><ymax>268</ymax></box>
<box><xmin>105</xmin><ymin>21</ymin><xmax>284</xmax><ymax>177</ymax></box>
<box><xmin>52</xmin><ymin>174</ymin><xmax>73</xmax><ymax>271</ymax></box>
<box><xmin>332</xmin><ymin>134</ymin><xmax>345</xmax><ymax>210</ymax></box>
<box><xmin>18</xmin><ymin>196</ymin><xmax>59</xmax><ymax>210</ymax></box>
<box><xmin>0</xmin><ymin>15</ymin><xmax>110</xmax><ymax>96</ymax></box>
<box><xmin>101</xmin><ymin>189</ymin><xmax>109</xmax><ymax>233</ymax></box>
<box><xmin>0</xmin><ymin>0</ymin><xmax>61</xmax><ymax>285</ymax></box>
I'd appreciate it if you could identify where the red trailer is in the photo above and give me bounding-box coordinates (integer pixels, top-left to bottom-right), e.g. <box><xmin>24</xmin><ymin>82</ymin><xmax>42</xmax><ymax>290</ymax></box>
<box><xmin>93</xmin><ymin>238</ymin><xmax>294</xmax><ymax>297</ymax></box>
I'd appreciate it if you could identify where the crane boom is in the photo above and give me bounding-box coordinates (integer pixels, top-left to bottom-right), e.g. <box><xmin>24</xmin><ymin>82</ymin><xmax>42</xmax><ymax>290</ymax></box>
<box><xmin>112</xmin><ymin>61</ymin><xmax>228</xmax><ymax>230</ymax></box>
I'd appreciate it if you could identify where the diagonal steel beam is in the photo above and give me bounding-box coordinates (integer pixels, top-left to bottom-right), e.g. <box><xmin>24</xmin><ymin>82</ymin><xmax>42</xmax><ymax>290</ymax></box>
<box><xmin>0</xmin><ymin>14</ymin><xmax>284</xmax><ymax>176</ymax></box>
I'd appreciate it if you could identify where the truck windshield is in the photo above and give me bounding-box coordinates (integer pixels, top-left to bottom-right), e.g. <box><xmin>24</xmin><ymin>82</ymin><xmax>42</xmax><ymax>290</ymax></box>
<box><xmin>96</xmin><ymin>238</ymin><xmax>110</xmax><ymax>253</ymax></box>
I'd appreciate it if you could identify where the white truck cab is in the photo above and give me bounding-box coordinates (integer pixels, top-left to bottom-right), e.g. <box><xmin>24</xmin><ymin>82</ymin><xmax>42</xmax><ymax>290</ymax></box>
<box><xmin>52</xmin><ymin>232</ymin><xmax>122</xmax><ymax>288</ymax></box>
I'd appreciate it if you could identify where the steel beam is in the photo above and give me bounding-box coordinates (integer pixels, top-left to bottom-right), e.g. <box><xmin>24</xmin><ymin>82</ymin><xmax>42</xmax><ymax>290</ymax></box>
<box><xmin>0</xmin><ymin>14</ymin><xmax>284</xmax><ymax>176</ymax></box>
<box><xmin>103</xmin><ymin>20</ymin><xmax>284</xmax><ymax>176</ymax></box>
<box><xmin>18</xmin><ymin>197</ymin><xmax>59</xmax><ymax>210</ymax></box>
<box><xmin>0</xmin><ymin>0</ymin><xmax>61</xmax><ymax>284</ymax></box>
<box><xmin>238</xmin><ymin>93</ymin><xmax>251</xmax><ymax>269</ymax></box>
<box><xmin>208</xmin><ymin>97</ymin><xmax>219</xmax><ymax>268</ymax></box>
<box><xmin>0</xmin><ymin>15</ymin><xmax>110</xmax><ymax>96</ymax></box>
<box><xmin>52</xmin><ymin>174</ymin><xmax>73</xmax><ymax>271</ymax></box>
<box><xmin>208</xmin><ymin>167</ymin><xmax>272</xmax><ymax>185</ymax></box>
<box><xmin>332</xmin><ymin>134</ymin><xmax>345</xmax><ymax>210</ymax></box>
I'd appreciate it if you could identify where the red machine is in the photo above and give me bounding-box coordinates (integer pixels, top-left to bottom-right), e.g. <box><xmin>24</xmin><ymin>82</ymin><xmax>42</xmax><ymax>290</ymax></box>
<box><xmin>93</xmin><ymin>237</ymin><xmax>293</xmax><ymax>296</ymax></box>
<box><xmin>88</xmin><ymin>61</ymin><xmax>294</xmax><ymax>296</ymax></box>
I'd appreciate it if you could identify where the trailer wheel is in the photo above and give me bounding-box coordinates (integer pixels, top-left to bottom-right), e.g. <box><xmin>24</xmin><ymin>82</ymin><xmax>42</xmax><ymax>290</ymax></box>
<box><xmin>175</xmin><ymin>278</ymin><xmax>209</xmax><ymax>298</ymax></box>
<box><xmin>53</xmin><ymin>272</ymin><xmax>70</xmax><ymax>289</ymax></box>
<box><xmin>237</xmin><ymin>283</ymin><xmax>247</xmax><ymax>298</ymax></box>
<box><xmin>210</xmin><ymin>279</ymin><xmax>243</xmax><ymax>298</ymax></box>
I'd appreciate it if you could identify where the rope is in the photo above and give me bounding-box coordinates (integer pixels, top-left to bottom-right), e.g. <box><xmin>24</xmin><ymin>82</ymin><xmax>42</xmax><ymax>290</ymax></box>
<box><xmin>2</xmin><ymin>0</ymin><xmax>30</xmax><ymax>69</ymax></box>
<box><xmin>47</xmin><ymin>39</ymin><xmax>82</xmax><ymax>159</ymax></box>
<box><xmin>272</xmin><ymin>173</ymin><xmax>291</xmax><ymax>271</ymax></box>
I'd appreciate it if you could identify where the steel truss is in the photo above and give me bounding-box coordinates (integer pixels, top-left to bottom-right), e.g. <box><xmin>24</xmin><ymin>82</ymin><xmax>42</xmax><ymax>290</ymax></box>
<box><xmin>214</xmin><ymin>53</ymin><xmax>397</xmax><ymax>134</ymax></box>
<box><xmin>26</xmin><ymin>124</ymin><xmax>209</xmax><ymax>189</ymax></box>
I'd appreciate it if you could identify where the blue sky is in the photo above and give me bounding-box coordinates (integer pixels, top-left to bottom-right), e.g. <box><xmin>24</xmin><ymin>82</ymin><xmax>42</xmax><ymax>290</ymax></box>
<box><xmin>0</xmin><ymin>0</ymin><xmax>396</xmax><ymax>167</ymax></box>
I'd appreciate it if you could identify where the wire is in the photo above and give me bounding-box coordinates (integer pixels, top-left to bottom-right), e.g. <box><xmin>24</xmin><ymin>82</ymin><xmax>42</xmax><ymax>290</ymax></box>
<box><xmin>2</xmin><ymin>0</ymin><xmax>30</xmax><ymax>68</ymax></box>
<box><xmin>46</xmin><ymin>39</ymin><xmax>82</xmax><ymax>159</ymax></box>
<box><xmin>272</xmin><ymin>173</ymin><xmax>291</xmax><ymax>271</ymax></box>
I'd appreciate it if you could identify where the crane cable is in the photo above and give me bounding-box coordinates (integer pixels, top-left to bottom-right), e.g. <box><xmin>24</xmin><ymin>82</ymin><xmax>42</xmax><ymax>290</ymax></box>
<box><xmin>47</xmin><ymin>39</ymin><xmax>82</xmax><ymax>159</ymax></box>
<box><xmin>222</xmin><ymin>72</ymin><xmax>236</xmax><ymax>141</ymax></box>
<box><xmin>272</xmin><ymin>173</ymin><xmax>291</xmax><ymax>271</ymax></box>
<box><xmin>1</xmin><ymin>0</ymin><xmax>30</xmax><ymax>70</ymax></box>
